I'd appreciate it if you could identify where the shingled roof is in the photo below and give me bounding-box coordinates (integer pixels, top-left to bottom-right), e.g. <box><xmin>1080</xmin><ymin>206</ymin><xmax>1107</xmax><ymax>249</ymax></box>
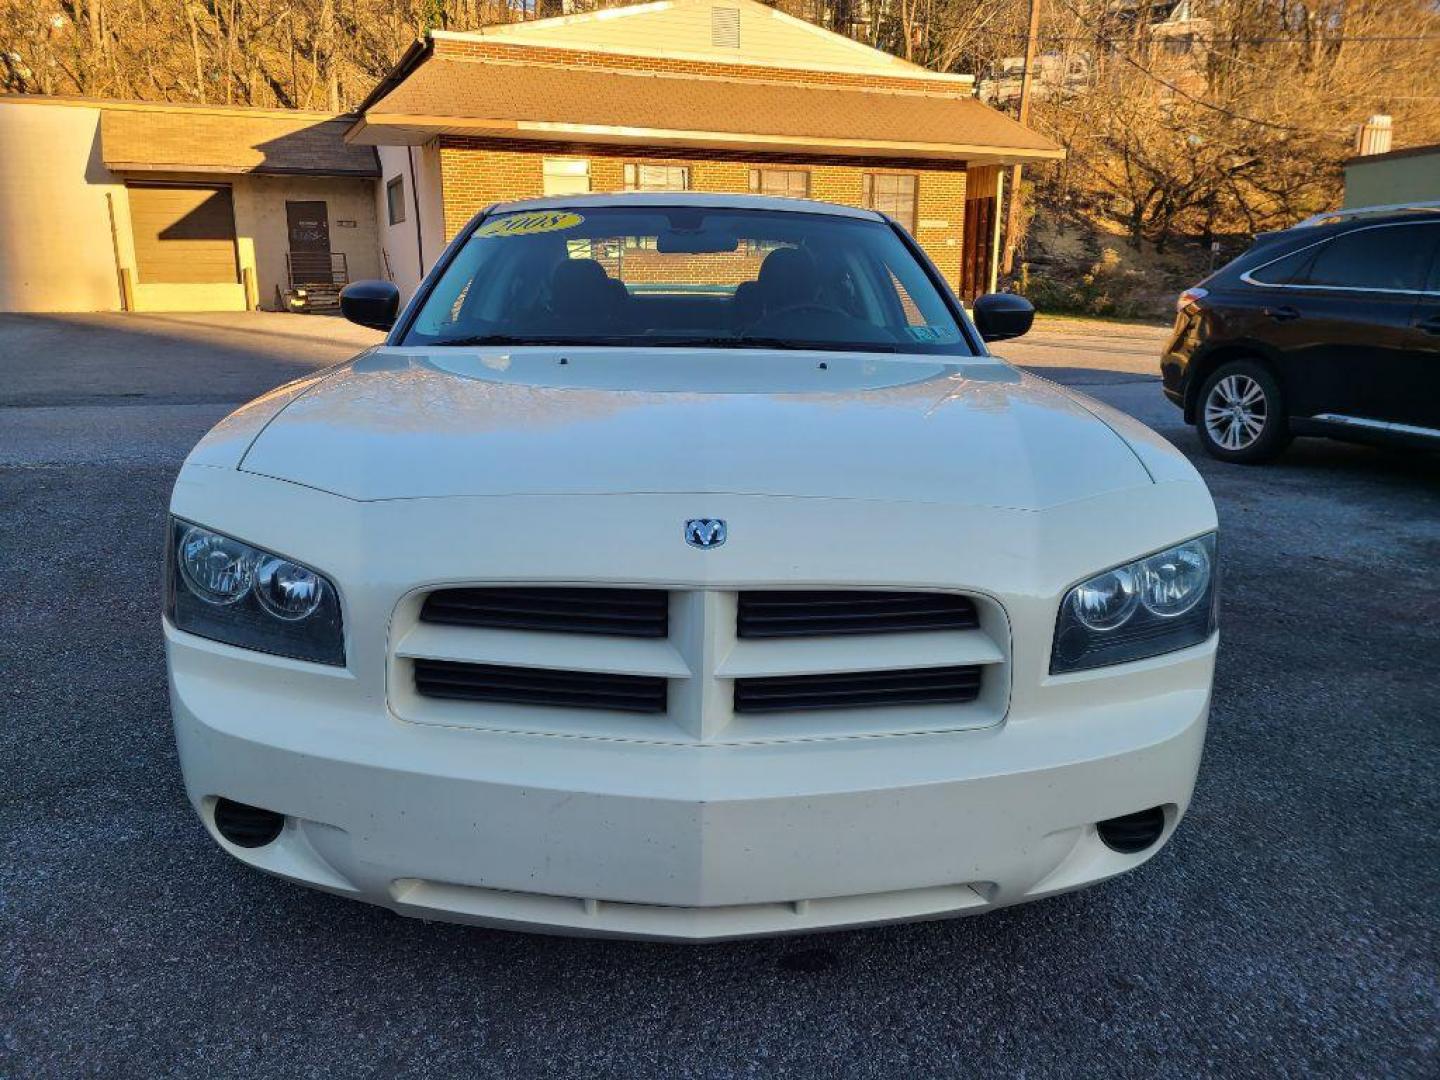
<box><xmin>101</xmin><ymin>105</ymin><xmax>379</xmax><ymax>177</ymax></box>
<box><xmin>350</xmin><ymin>56</ymin><xmax>1062</xmax><ymax>165</ymax></box>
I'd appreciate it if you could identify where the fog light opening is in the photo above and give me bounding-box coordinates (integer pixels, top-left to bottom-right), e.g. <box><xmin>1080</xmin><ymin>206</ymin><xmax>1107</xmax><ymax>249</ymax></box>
<box><xmin>213</xmin><ymin>798</ymin><xmax>285</xmax><ymax>849</ymax></box>
<box><xmin>1096</xmin><ymin>806</ymin><xmax>1166</xmax><ymax>854</ymax></box>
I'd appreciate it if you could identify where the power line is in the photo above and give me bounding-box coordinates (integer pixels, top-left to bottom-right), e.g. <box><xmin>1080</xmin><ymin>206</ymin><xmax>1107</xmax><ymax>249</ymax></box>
<box><xmin>992</xmin><ymin>34</ymin><xmax>1438</xmax><ymax>45</ymax></box>
<box><xmin>1047</xmin><ymin>0</ymin><xmax>1299</xmax><ymax>130</ymax></box>
<box><xmin>1113</xmin><ymin>50</ymin><xmax>1297</xmax><ymax>130</ymax></box>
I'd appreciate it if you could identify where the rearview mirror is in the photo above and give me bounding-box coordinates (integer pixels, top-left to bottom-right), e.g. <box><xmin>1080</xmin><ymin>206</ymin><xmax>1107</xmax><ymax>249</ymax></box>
<box><xmin>972</xmin><ymin>292</ymin><xmax>1035</xmax><ymax>343</ymax></box>
<box><xmin>340</xmin><ymin>280</ymin><xmax>400</xmax><ymax>331</ymax></box>
<box><xmin>656</xmin><ymin>230</ymin><xmax>739</xmax><ymax>254</ymax></box>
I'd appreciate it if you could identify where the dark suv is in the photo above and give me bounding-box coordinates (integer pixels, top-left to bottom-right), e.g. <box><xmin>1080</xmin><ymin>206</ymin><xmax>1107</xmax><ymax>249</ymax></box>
<box><xmin>1161</xmin><ymin>205</ymin><xmax>1440</xmax><ymax>463</ymax></box>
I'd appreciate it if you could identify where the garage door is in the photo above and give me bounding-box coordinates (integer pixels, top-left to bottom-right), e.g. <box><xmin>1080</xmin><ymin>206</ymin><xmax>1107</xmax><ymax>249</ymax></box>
<box><xmin>128</xmin><ymin>185</ymin><xmax>239</xmax><ymax>285</ymax></box>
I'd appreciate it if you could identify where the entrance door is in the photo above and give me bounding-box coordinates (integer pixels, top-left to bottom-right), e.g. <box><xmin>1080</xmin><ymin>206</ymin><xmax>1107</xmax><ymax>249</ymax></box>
<box><xmin>1406</xmin><ymin>241</ymin><xmax>1440</xmax><ymax>432</ymax></box>
<box><xmin>961</xmin><ymin>196</ymin><xmax>996</xmax><ymax>303</ymax></box>
<box><xmin>1267</xmin><ymin>221</ymin><xmax>1440</xmax><ymax>426</ymax></box>
<box><xmin>961</xmin><ymin>166</ymin><xmax>1000</xmax><ymax>304</ymax></box>
<box><xmin>285</xmin><ymin>201</ymin><xmax>331</xmax><ymax>286</ymax></box>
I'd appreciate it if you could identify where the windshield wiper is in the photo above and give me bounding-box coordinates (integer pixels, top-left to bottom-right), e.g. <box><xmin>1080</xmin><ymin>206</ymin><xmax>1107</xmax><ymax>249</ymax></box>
<box><xmin>640</xmin><ymin>335</ymin><xmax>899</xmax><ymax>353</ymax></box>
<box><xmin>422</xmin><ymin>334</ymin><xmax>638</xmax><ymax>348</ymax></box>
<box><xmin>419</xmin><ymin>333</ymin><xmax>898</xmax><ymax>353</ymax></box>
<box><xmin>740</xmin><ymin>336</ymin><xmax>897</xmax><ymax>353</ymax></box>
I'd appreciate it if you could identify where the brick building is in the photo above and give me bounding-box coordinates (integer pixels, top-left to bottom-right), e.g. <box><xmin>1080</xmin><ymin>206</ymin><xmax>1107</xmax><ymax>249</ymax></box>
<box><xmin>347</xmin><ymin>0</ymin><xmax>1061</xmax><ymax>303</ymax></box>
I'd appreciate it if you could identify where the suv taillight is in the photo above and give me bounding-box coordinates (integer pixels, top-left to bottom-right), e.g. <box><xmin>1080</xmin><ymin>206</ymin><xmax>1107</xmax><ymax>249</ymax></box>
<box><xmin>1177</xmin><ymin>287</ymin><xmax>1208</xmax><ymax>313</ymax></box>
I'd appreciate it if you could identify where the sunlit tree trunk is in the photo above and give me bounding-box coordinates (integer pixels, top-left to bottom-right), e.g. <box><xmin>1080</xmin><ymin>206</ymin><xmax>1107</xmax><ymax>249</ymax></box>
<box><xmin>185</xmin><ymin>2</ymin><xmax>206</xmax><ymax>102</ymax></box>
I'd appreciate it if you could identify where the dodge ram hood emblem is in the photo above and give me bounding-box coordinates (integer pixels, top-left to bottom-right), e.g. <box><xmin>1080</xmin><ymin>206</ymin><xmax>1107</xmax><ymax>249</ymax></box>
<box><xmin>684</xmin><ymin>519</ymin><xmax>727</xmax><ymax>549</ymax></box>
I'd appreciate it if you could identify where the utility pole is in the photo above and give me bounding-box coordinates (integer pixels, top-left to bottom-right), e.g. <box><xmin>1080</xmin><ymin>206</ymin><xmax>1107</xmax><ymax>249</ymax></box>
<box><xmin>1001</xmin><ymin>0</ymin><xmax>1042</xmax><ymax>277</ymax></box>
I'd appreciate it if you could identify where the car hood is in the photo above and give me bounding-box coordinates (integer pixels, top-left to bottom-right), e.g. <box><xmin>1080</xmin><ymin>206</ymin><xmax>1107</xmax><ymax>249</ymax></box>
<box><xmin>236</xmin><ymin>347</ymin><xmax>1154</xmax><ymax>508</ymax></box>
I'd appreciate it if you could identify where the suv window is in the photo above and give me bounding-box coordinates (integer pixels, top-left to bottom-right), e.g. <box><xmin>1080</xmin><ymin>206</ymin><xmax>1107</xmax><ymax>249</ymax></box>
<box><xmin>1297</xmin><ymin>224</ymin><xmax>1438</xmax><ymax>292</ymax></box>
<box><xmin>1247</xmin><ymin>246</ymin><xmax>1315</xmax><ymax>285</ymax></box>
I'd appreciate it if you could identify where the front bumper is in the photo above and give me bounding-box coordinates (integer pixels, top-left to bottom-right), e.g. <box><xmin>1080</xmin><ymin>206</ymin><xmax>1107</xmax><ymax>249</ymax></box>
<box><xmin>170</xmin><ymin>623</ymin><xmax>1212</xmax><ymax>942</ymax></box>
<box><xmin>167</xmin><ymin>475</ymin><xmax>1217</xmax><ymax>941</ymax></box>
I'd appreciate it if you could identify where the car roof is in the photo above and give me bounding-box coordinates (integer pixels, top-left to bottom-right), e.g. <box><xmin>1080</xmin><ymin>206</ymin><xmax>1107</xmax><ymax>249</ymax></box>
<box><xmin>1213</xmin><ymin>205</ymin><xmax>1439</xmax><ymax>276</ymax></box>
<box><xmin>488</xmin><ymin>191</ymin><xmax>886</xmax><ymax>221</ymax></box>
<box><xmin>1291</xmin><ymin>201</ymin><xmax>1440</xmax><ymax>230</ymax></box>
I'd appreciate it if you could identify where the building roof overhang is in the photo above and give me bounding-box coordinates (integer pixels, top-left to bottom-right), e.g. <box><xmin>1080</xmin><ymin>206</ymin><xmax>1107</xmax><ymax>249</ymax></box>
<box><xmin>100</xmin><ymin>105</ymin><xmax>380</xmax><ymax>178</ymax></box>
<box><xmin>347</xmin><ymin>56</ymin><xmax>1063</xmax><ymax>167</ymax></box>
<box><xmin>348</xmin><ymin>114</ymin><xmax>1061</xmax><ymax>167</ymax></box>
<box><xmin>1342</xmin><ymin>142</ymin><xmax>1440</xmax><ymax>169</ymax></box>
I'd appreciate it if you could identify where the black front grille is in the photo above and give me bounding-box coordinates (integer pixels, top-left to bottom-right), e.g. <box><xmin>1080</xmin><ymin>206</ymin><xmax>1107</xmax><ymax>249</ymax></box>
<box><xmin>420</xmin><ymin>587</ymin><xmax>669</xmax><ymax>637</ymax></box>
<box><xmin>737</xmin><ymin>591</ymin><xmax>979</xmax><ymax>638</ymax></box>
<box><xmin>733</xmin><ymin>665</ymin><xmax>982</xmax><ymax>713</ymax></box>
<box><xmin>413</xmin><ymin>659</ymin><xmax>668</xmax><ymax>713</ymax></box>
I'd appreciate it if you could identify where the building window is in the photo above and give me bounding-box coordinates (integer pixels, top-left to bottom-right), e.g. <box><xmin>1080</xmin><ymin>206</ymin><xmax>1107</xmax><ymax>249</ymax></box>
<box><xmin>862</xmin><ymin>173</ymin><xmax>918</xmax><ymax>233</ymax></box>
<box><xmin>543</xmin><ymin>158</ymin><xmax>591</xmax><ymax>196</ymax></box>
<box><xmin>386</xmin><ymin>176</ymin><xmax>406</xmax><ymax>225</ymax></box>
<box><xmin>624</xmin><ymin>163</ymin><xmax>690</xmax><ymax>191</ymax></box>
<box><xmin>749</xmin><ymin>169</ymin><xmax>809</xmax><ymax>199</ymax></box>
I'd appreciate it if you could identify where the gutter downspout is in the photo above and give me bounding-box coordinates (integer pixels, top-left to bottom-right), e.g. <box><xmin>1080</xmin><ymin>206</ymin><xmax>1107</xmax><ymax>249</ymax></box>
<box><xmin>407</xmin><ymin>144</ymin><xmax>425</xmax><ymax>279</ymax></box>
<box><xmin>105</xmin><ymin>192</ymin><xmax>131</xmax><ymax>312</ymax></box>
<box><xmin>989</xmin><ymin>169</ymin><xmax>1004</xmax><ymax>295</ymax></box>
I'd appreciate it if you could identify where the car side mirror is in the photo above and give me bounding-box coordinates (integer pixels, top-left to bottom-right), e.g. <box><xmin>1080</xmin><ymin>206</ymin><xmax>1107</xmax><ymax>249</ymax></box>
<box><xmin>340</xmin><ymin>280</ymin><xmax>400</xmax><ymax>331</ymax></box>
<box><xmin>972</xmin><ymin>292</ymin><xmax>1035</xmax><ymax>343</ymax></box>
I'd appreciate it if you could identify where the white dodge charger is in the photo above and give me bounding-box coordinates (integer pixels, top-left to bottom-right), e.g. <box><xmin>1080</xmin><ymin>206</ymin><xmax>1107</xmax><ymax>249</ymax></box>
<box><xmin>165</xmin><ymin>193</ymin><xmax>1217</xmax><ymax>941</ymax></box>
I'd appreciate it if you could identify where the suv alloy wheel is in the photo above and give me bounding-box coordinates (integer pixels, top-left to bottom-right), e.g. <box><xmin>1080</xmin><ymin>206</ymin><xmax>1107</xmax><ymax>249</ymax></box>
<box><xmin>1196</xmin><ymin>359</ymin><xmax>1291</xmax><ymax>464</ymax></box>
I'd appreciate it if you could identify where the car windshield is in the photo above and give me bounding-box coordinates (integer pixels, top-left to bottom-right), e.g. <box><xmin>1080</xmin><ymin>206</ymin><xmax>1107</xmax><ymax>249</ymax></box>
<box><xmin>403</xmin><ymin>205</ymin><xmax>975</xmax><ymax>355</ymax></box>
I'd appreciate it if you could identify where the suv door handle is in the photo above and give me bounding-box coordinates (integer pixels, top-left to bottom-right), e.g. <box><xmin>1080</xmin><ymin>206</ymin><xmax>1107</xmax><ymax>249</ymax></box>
<box><xmin>1264</xmin><ymin>305</ymin><xmax>1301</xmax><ymax>322</ymax></box>
<box><xmin>1414</xmin><ymin>314</ymin><xmax>1440</xmax><ymax>336</ymax></box>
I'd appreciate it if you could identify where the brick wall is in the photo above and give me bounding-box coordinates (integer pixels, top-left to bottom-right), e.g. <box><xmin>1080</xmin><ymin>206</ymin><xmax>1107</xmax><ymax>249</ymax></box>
<box><xmin>437</xmin><ymin>138</ymin><xmax>969</xmax><ymax>286</ymax></box>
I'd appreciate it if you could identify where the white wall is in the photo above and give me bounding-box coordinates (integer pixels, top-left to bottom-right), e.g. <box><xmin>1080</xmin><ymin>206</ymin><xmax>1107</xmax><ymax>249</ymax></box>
<box><xmin>0</xmin><ymin>101</ymin><xmax>126</xmax><ymax>312</ymax></box>
<box><xmin>417</xmin><ymin>141</ymin><xmax>446</xmax><ymax>278</ymax></box>
<box><xmin>376</xmin><ymin>141</ymin><xmax>446</xmax><ymax>303</ymax></box>
<box><xmin>472</xmin><ymin>0</ymin><xmax>934</xmax><ymax>76</ymax></box>
<box><xmin>0</xmin><ymin>98</ymin><xmax>388</xmax><ymax>314</ymax></box>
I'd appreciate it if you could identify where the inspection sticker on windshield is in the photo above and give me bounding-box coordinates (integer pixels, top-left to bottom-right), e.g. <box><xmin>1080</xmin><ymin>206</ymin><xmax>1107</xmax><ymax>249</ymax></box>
<box><xmin>477</xmin><ymin>211</ymin><xmax>584</xmax><ymax>238</ymax></box>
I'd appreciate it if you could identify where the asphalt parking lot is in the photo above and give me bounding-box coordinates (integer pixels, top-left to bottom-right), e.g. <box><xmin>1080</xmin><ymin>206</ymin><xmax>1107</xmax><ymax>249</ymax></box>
<box><xmin>3</xmin><ymin>311</ymin><xmax>1437</xmax><ymax>1077</ymax></box>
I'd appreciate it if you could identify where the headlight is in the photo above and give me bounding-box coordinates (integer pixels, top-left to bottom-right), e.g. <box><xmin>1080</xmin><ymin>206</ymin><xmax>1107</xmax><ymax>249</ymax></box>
<box><xmin>165</xmin><ymin>520</ymin><xmax>344</xmax><ymax>665</ymax></box>
<box><xmin>1051</xmin><ymin>533</ymin><xmax>1216</xmax><ymax>674</ymax></box>
<box><xmin>253</xmin><ymin>556</ymin><xmax>325</xmax><ymax>621</ymax></box>
<box><xmin>1070</xmin><ymin>566</ymin><xmax>1140</xmax><ymax>630</ymax></box>
<box><xmin>178</xmin><ymin>528</ymin><xmax>254</xmax><ymax>605</ymax></box>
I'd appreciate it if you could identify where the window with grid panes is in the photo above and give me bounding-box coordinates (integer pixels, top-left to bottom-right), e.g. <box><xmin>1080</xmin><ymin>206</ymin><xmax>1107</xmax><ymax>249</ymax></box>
<box><xmin>542</xmin><ymin>158</ymin><xmax>590</xmax><ymax>196</ymax></box>
<box><xmin>862</xmin><ymin>173</ymin><xmax>918</xmax><ymax>233</ymax></box>
<box><xmin>386</xmin><ymin>176</ymin><xmax>405</xmax><ymax>225</ymax></box>
<box><xmin>623</xmin><ymin>164</ymin><xmax>690</xmax><ymax>191</ymax></box>
<box><xmin>748</xmin><ymin>169</ymin><xmax>809</xmax><ymax>200</ymax></box>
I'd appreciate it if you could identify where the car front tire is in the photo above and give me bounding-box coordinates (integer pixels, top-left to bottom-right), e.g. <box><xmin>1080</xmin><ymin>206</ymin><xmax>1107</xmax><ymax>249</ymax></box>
<box><xmin>1195</xmin><ymin>359</ymin><xmax>1290</xmax><ymax>464</ymax></box>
